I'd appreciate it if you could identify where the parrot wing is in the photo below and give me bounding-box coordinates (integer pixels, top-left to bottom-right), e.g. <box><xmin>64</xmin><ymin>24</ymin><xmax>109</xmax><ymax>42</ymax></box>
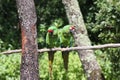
<box><xmin>46</xmin><ymin>26</ymin><xmax>59</xmax><ymax>79</ymax></box>
<box><xmin>46</xmin><ymin>26</ymin><xmax>59</xmax><ymax>47</ymax></box>
<box><xmin>58</xmin><ymin>25</ymin><xmax>75</xmax><ymax>71</ymax></box>
<box><xmin>62</xmin><ymin>25</ymin><xmax>72</xmax><ymax>33</ymax></box>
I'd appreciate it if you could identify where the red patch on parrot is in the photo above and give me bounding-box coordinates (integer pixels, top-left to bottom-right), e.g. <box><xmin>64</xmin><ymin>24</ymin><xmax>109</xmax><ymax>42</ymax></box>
<box><xmin>48</xmin><ymin>29</ymin><xmax>53</xmax><ymax>33</ymax></box>
<box><xmin>70</xmin><ymin>26</ymin><xmax>75</xmax><ymax>30</ymax></box>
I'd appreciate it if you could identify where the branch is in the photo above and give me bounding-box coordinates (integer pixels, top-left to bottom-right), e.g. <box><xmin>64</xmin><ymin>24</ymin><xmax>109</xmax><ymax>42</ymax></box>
<box><xmin>1</xmin><ymin>49</ymin><xmax>22</xmax><ymax>54</ymax></box>
<box><xmin>1</xmin><ymin>43</ymin><xmax>120</xmax><ymax>54</ymax></box>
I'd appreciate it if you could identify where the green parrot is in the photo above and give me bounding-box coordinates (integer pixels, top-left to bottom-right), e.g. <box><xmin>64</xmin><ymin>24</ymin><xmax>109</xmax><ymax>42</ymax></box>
<box><xmin>58</xmin><ymin>25</ymin><xmax>75</xmax><ymax>71</ymax></box>
<box><xmin>46</xmin><ymin>26</ymin><xmax>59</xmax><ymax>79</ymax></box>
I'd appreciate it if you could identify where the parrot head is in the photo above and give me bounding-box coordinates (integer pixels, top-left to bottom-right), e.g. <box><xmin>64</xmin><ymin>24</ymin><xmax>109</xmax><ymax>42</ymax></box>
<box><xmin>47</xmin><ymin>29</ymin><xmax>54</xmax><ymax>35</ymax></box>
<box><xmin>47</xmin><ymin>26</ymin><xmax>58</xmax><ymax>35</ymax></box>
<box><xmin>69</xmin><ymin>26</ymin><xmax>75</xmax><ymax>33</ymax></box>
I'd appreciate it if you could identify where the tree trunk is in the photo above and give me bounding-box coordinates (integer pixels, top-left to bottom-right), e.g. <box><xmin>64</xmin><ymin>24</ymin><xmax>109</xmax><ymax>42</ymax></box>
<box><xmin>62</xmin><ymin>0</ymin><xmax>105</xmax><ymax>80</ymax></box>
<box><xmin>16</xmin><ymin>0</ymin><xmax>39</xmax><ymax>80</ymax></box>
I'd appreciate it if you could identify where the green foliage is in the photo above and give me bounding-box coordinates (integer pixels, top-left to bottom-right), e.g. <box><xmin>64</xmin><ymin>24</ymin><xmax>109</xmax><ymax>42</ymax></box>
<box><xmin>51</xmin><ymin>18</ymin><xmax>63</xmax><ymax>28</ymax></box>
<box><xmin>35</xmin><ymin>0</ymin><xmax>67</xmax><ymax>25</ymax></box>
<box><xmin>0</xmin><ymin>0</ymin><xmax>66</xmax><ymax>50</ymax></box>
<box><xmin>0</xmin><ymin>0</ymin><xmax>21</xmax><ymax>51</ymax></box>
<box><xmin>104</xmin><ymin>48</ymin><xmax>120</xmax><ymax>79</ymax></box>
<box><xmin>37</xmin><ymin>24</ymin><xmax>47</xmax><ymax>48</ymax></box>
<box><xmin>0</xmin><ymin>52</ymin><xmax>86</xmax><ymax>80</ymax></box>
<box><xmin>84</xmin><ymin>0</ymin><xmax>120</xmax><ymax>79</ymax></box>
<box><xmin>95</xmin><ymin>48</ymin><xmax>120</xmax><ymax>80</ymax></box>
<box><xmin>85</xmin><ymin>0</ymin><xmax>120</xmax><ymax>44</ymax></box>
<box><xmin>0</xmin><ymin>0</ymin><xmax>120</xmax><ymax>79</ymax></box>
<box><xmin>0</xmin><ymin>54</ymin><xmax>20</xmax><ymax>80</ymax></box>
<box><xmin>0</xmin><ymin>50</ymin><xmax>119</xmax><ymax>80</ymax></box>
<box><xmin>39</xmin><ymin>51</ymin><xmax>86</xmax><ymax>80</ymax></box>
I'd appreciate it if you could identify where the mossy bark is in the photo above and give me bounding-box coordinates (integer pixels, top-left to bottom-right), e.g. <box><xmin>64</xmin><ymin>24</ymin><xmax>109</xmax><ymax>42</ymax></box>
<box><xmin>16</xmin><ymin>0</ymin><xmax>39</xmax><ymax>80</ymax></box>
<box><xmin>62</xmin><ymin>0</ymin><xmax>105</xmax><ymax>80</ymax></box>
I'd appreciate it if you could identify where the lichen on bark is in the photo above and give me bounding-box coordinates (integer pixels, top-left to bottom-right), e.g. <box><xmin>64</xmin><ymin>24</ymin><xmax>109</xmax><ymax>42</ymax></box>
<box><xmin>62</xmin><ymin>0</ymin><xmax>105</xmax><ymax>79</ymax></box>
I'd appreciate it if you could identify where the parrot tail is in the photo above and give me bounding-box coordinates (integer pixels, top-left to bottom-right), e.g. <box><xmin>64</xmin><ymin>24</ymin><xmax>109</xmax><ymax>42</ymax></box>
<box><xmin>48</xmin><ymin>51</ymin><xmax>55</xmax><ymax>80</ymax></box>
<box><xmin>62</xmin><ymin>51</ymin><xmax>69</xmax><ymax>71</ymax></box>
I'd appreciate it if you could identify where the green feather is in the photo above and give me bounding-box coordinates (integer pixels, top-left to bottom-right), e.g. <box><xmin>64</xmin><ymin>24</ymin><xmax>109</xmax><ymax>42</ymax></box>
<box><xmin>58</xmin><ymin>25</ymin><xmax>74</xmax><ymax>47</ymax></box>
<box><xmin>46</xmin><ymin>26</ymin><xmax>59</xmax><ymax>48</ymax></box>
<box><xmin>62</xmin><ymin>25</ymin><xmax>72</xmax><ymax>33</ymax></box>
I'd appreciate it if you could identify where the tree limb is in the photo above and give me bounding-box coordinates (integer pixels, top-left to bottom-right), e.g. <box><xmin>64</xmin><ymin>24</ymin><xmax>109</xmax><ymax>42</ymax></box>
<box><xmin>1</xmin><ymin>43</ymin><xmax>120</xmax><ymax>54</ymax></box>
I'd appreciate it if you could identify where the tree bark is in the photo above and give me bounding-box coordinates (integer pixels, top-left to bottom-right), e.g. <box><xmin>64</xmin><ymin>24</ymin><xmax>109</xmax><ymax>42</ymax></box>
<box><xmin>62</xmin><ymin>0</ymin><xmax>105</xmax><ymax>80</ymax></box>
<box><xmin>16</xmin><ymin>0</ymin><xmax>39</xmax><ymax>80</ymax></box>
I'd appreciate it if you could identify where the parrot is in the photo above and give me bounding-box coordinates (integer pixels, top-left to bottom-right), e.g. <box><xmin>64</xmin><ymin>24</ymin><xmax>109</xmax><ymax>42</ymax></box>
<box><xmin>58</xmin><ymin>25</ymin><xmax>75</xmax><ymax>71</ymax></box>
<box><xmin>46</xmin><ymin>25</ymin><xmax>59</xmax><ymax>79</ymax></box>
